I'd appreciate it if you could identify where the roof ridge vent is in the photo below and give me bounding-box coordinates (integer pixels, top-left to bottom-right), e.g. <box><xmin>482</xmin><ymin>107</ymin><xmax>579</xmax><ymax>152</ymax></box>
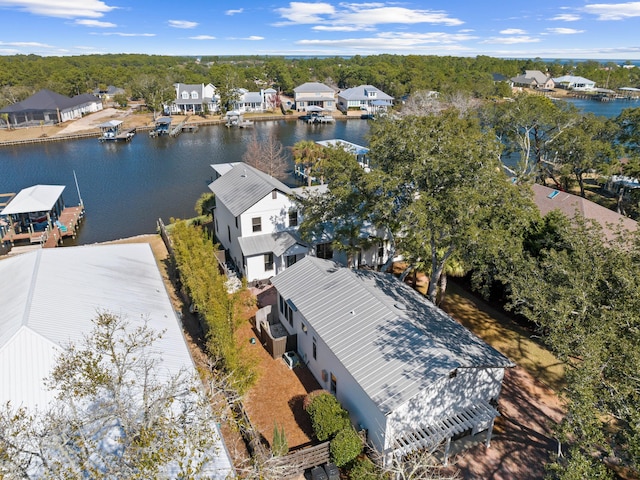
<box><xmin>241</xmin><ymin>168</ymin><xmax>247</xmax><ymax>178</ymax></box>
<box><xmin>394</xmin><ymin>302</ymin><xmax>406</xmax><ymax>310</ymax></box>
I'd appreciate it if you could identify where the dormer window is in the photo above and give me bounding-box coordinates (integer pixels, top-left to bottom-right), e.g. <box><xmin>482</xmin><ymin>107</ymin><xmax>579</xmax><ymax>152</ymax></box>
<box><xmin>191</xmin><ymin>91</ymin><xmax>199</xmax><ymax>99</ymax></box>
<box><xmin>181</xmin><ymin>91</ymin><xmax>189</xmax><ymax>99</ymax></box>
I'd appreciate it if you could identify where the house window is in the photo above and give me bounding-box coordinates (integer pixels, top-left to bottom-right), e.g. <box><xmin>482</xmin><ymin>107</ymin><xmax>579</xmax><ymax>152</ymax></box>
<box><xmin>286</xmin><ymin>255</ymin><xmax>297</xmax><ymax>268</ymax></box>
<box><xmin>264</xmin><ymin>253</ymin><xmax>274</xmax><ymax>272</ymax></box>
<box><xmin>288</xmin><ymin>210</ymin><xmax>298</xmax><ymax>227</ymax></box>
<box><xmin>330</xmin><ymin>373</ymin><xmax>337</xmax><ymax>395</ymax></box>
<box><xmin>301</xmin><ymin>322</ymin><xmax>307</xmax><ymax>334</ymax></box>
<box><xmin>272</xmin><ymin>191</ymin><xmax>277</xmax><ymax>199</ymax></box>
<box><xmin>317</xmin><ymin>242</ymin><xmax>333</xmax><ymax>260</ymax></box>
<box><xmin>181</xmin><ymin>91</ymin><xmax>189</xmax><ymax>99</ymax></box>
<box><xmin>235</xmin><ymin>216</ymin><xmax>238</xmax><ymax>228</ymax></box>
<box><xmin>286</xmin><ymin>303</ymin><xmax>293</xmax><ymax>325</ymax></box>
<box><xmin>252</xmin><ymin>217</ymin><xmax>262</xmax><ymax>232</ymax></box>
<box><xmin>227</xmin><ymin>225</ymin><xmax>231</xmax><ymax>242</ymax></box>
<box><xmin>191</xmin><ymin>91</ymin><xmax>199</xmax><ymax>99</ymax></box>
<box><xmin>312</xmin><ymin>337</ymin><xmax>317</xmax><ymax>360</ymax></box>
<box><xmin>279</xmin><ymin>294</ymin><xmax>284</xmax><ymax>314</ymax></box>
<box><xmin>215</xmin><ymin>219</ymin><xmax>218</xmax><ymax>232</ymax></box>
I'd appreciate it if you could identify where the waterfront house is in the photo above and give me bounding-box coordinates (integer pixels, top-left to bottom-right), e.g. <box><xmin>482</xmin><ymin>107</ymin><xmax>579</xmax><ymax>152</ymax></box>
<box><xmin>92</xmin><ymin>85</ymin><xmax>126</xmax><ymax>103</ymax></box>
<box><xmin>293</xmin><ymin>82</ymin><xmax>336</xmax><ymax>112</ymax></box>
<box><xmin>337</xmin><ymin>85</ymin><xmax>394</xmax><ymax>114</ymax></box>
<box><xmin>510</xmin><ymin>70</ymin><xmax>555</xmax><ymax>90</ymax></box>
<box><xmin>0</xmin><ymin>243</ymin><xmax>234</xmax><ymax>478</ymax></box>
<box><xmin>208</xmin><ymin>162</ymin><xmax>309</xmax><ymax>282</ymax></box>
<box><xmin>169</xmin><ymin>83</ymin><xmax>219</xmax><ymax>115</ymax></box>
<box><xmin>552</xmin><ymin>75</ymin><xmax>596</xmax><ymax>91</ymax></box>
<box><xmin>0</xmin><ymin>89</ymin><xmax>103</xmax><ymax>128</ymax></box>
<box><xmin>230</xmin><ymin>88</ymin><xmax>278</xmax><ymax>113</ymax></box>
<box><xmin>270</xmin><ymin>256</ymin><xmax>513</xmax><ymax>465</ymax></box>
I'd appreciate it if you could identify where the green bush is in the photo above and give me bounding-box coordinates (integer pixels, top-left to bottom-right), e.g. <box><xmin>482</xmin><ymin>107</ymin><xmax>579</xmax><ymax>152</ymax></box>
<box><xmin>347</xmin><ymin>456</ymin><xmax>382</xmax><ymax>480</ymax></box>
<box><xmin>306</xmin><ymin>391</ymin><xmax>350</xmax><ymax>441</ymax></box>
<box><xmin>330</xmin><ymin>427</ymin><xmax>363</xmax><ymax>467</ymax></box>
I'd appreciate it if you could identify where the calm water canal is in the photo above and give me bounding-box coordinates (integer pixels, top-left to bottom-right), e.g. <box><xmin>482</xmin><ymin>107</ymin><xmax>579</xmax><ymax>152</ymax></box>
<box><xmin>0</xmin><ymin>119</ymin><xmax>370</xmax><ymax>244</ymax></box>
<box><xmin>2</xmin><ymin>98</ymin><xmax>637</xmax><ymax>245</ymax></box>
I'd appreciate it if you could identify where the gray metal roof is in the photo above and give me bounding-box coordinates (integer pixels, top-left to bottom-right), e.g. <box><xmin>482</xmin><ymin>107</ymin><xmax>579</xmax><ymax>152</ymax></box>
<box><xmin>270</xmin><ymin>257</ymin><xmax>513</xmax><ymax>414</ymax></box>
<box><xmin>0</xmin><ymin>89</ymin><xmax>101</xmax><ymax>114</ymax></box>
<box><xmin>294</xmin><ymin>82</ymin><xmax>335</xmax><ymax>93</ymax></box>
<box><xmin>208</xmin><ymin>162</ymin><xmax>294</xmax><ymax>217</ymax></box>
<box><xmin>338</xmin><ymin>85</ymin><xmax>394</xmax><ymax>101</ymax></box>
<box><xmin>242</xmin><ymin>91</ymin><xmax>263</xmax><ymax>103</ymax></box>
<box><xmin>238</xmin><ymin>231</ymin><xmax>304</xmax><ymax>257</ymax></box>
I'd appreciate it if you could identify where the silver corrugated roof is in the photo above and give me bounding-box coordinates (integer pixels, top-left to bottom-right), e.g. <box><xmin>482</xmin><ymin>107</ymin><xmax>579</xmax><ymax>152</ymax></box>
<box><xmin>338</xmin><ymin>85</ymin><xmax>394</xmax><ymax>101</ymax></box>
<box><xmin>238</xmin><ymin>231</ymin><xmax>304</xmax><ymax>257</ymax></box>
<box><xmin>208</xmin><ymin>162</ymin><xmax>294</xmax><ymax>217</ymax></box>
<box><xmin>1</xmin><ymin>185</ymin><xmax>65</xmax><ymax>215</ymax></box>
<box><xmin>294</xmin><ymin>82</ymin><xmax>335</xmax><ymax>93</ymax></box>
<box><xmin>270</xmin><ymin>257</ymin><xmax>513</xmax><ymax>414</ymax></box>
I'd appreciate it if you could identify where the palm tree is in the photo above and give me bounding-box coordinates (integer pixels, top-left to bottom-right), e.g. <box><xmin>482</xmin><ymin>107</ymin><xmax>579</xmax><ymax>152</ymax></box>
<box><xmin>291</xmin><ymin>140</ymin><xmax>326</xmax><ymax>186</ymax></box>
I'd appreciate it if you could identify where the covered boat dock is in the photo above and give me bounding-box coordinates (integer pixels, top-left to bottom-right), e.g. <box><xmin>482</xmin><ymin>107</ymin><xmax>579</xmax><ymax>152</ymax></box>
<box><xmin>1</xmin><ymin>185</ymin><xmax>84</xmax><ymax>249</ymax></box>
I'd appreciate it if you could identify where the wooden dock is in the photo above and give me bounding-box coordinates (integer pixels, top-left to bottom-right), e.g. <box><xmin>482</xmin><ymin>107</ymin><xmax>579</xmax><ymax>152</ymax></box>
<box><xmin>1</xmin><ymin>205</ymin><xmax>85</xmax><ymax>248</ymax></box>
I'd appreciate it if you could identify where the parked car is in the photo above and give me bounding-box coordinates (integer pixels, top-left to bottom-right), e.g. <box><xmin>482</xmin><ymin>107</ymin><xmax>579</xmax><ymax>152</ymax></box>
<box><xmin>283</xmin><ymin>350</ymin><xmax>300</xmax><ymax>369</ymax></box>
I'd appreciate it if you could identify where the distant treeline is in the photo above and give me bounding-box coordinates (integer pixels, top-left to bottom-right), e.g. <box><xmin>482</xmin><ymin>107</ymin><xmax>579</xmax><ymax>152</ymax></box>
<box><xmin>1</xmin><ymin>53</ymin><xmax>639</xmax><ymax>108</ymax></box>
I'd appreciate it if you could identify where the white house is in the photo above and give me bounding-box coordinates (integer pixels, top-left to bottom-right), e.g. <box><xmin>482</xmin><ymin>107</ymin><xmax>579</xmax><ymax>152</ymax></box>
<box><xmin>337</xmin><ymin>85</ymin><xmax>394</xmax><ymax>114</ymax></box>
<box><xmin>270</xmin><ymin>256</ymin><xmax>513</xmax><ymax>465</ymax></box>
<box><xmin>0</xmin><ymin>243</ymin><xmax>234</xmax><ymax>478</ymax></box>
<box><xmin>169</xmin><ymin>83</ymin><xmax>219</xmax><ymax>114</ymax></box>
<box><xmin>552</xmin><ymin>75</ymin><xmax>596</xmax><ymax>91</ymax></box>
<box><xmin>293</xmin><ymin>82</ymin><xmax>336</xmax><ymax>112</ymax></box>
<box><xmin>208</xmin><ymin>162</ymin><xmax>308</xmax><ymax>282</ymax></box>
<box><xmin>230</xmin><ymin>88</ymin><xmax>279</xmax><ymax>113</ymax></box>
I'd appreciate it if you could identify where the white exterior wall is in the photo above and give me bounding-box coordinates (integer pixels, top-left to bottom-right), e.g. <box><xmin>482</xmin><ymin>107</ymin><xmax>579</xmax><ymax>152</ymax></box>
<box><xmin>276</xmin><ymin>300</ymin><xmax>389</xmax><ymax>452</ymax></box>
<box><xmin>216</xmin><ymin>189</ymin><xmax>306</xmax><ymax>280</ymax></box>
<box><xmin>385</xmin><ymin>367</ymin><xmax>505</xmax><ymax>451</ymax></box>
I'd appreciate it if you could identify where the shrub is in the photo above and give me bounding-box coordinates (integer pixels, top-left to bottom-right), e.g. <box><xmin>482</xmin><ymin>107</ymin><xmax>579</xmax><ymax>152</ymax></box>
<box><xmin>306</xmin><ymin>391</ymin><xmax>350</xmax><ymax>441</ymax></box>
<box><xmin>272</xmin><ymin>422</ymin><xmax>289</xmax><ymax>456</ymax></box>
<box><xmin>330</xmin><ymin>427</ymin><xmax>363</xmax><ymax>467</ymax></box>
<box><xmin>347</xmin><ymin>456</ymin><xmax>382</xmax><ymax>480</ymax></box>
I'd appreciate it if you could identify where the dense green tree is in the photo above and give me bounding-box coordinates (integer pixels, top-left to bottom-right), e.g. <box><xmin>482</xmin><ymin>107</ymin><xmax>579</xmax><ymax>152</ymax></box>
<box><xmin>550</xmin><ymin>113</ymin><xmax>618</xmax><ymax>197</ymax></box>
<box><xmin>483</xmin><ymin>94</ymin><xmax>579</xmax><ymax>182</ymax></box>
<box><xmin>368</xmin><ymin>110</ymin><xmax>534</xmax><ymax>303</ymax></box>
<box><xmin>291</xmin><ymin>140</ymin><xmax>328</xmax><ymax>186</ymax></box>
<box><xmin>506</xmin><ymin>217</ymin><xmax>640</xmax><ymax>478</ymax></box>
<box><xmin>616</xmin><ymin>107</ymin><xmax>640</xmax><ymax>153</ymax></box>
<box><xmin>129</xmin><ymin>73</ymin><xmax>174</xmax><ymax>119</ymax></box>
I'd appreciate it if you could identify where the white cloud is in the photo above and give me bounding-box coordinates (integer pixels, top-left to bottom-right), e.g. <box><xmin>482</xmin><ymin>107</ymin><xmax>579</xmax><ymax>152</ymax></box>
<box><xmin>225</xmin><ymin>8</ymin><xmax>244</xmax><ymax>15</ymax></box>
<box><xmin>275</xmin><ymin>2</ymin><xmax>463</xmax><ymax>28</ymax></box>
<box><xmin>227</xmin><ymin>36</ymin><xmax>265</xmax><ymax>40</ymax></box>
<box><xmin>0</xmin><ymin>0</ymin><xmax>116</xmax><ymax>18</ymax></box>
<box><xmin>189</xmin><ymin>35</ymin><xmax>216</xmax><ymax>40</ymax></box>
<box><xmin>168</xmin><ymin>20</ymin><xmax>198</xmax><ymax>29</ymax></box>
<box><xmin>500</xmin><ymin>28</ymin><xmax>527</xmax><ymax>34</ymax></box>
<box><xmin>545</xmin><ymin>27</ymin><xmax>584</xmax><ymax>34</ymax></box>
<box><xmin>297</xmin><ymin>30</ymin><xmax>476</xmax><ymax>50</ymax></box>
<box><xmin>549</xmin><ymin>13</ymin><xmax>581</xmax><ymax>21</ymax></box>
<box><xmin>275</xmin><ymin>2</ymin><xmax>335</xmax><ymax>24</ymax></box>
<box><xmin>482</xmin><ymin>36</ymin><xmax>540</xmax><ymax>45</ymax></box>
<box><xmin>583</xmin><ymin>1</ymin><xmax>640</xmax><ymax>20</ymax></box>
<box><xmin>97</xmin><ymin>32</ymin><xmax>156</xmax><ymax>37</ymax></box>
<box><xmin>75</xmin><ymin>19</ymin><xmax>116</xmax><ymax>27</ymax></box>
<box><xmin>0</xmin><ymin>40</ymin><xmax>54</xmax><ymax>48</ymax></box>
<box><xmin>312</xmin><ymin>25</ymin><xmax>375</xmax><ymax>31</ymax></box>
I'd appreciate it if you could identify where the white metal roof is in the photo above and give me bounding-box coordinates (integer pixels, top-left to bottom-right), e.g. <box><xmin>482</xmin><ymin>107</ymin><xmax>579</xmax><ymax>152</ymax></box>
<box><xmin>238</xmin><ymin>231</ymin><xmax>306</xmax><ymax>257</ymax></box>
<box><xmin>97</xmin><ymin>119</ymin><xmax>123</xmax><ymax>128</ymax></box>
<box><xmin>0</xmin><ymin>243</ymin><xmax>234</xmax><ymax>478</ymax></box>
<box><xmin>0</xmin><ymin>184</ymin><xmax>65</xmax><ymax>215</ymax></box>
<box><xmin>271</xmin><ymin>257</ymin><xmax>513</xmax><ymax>414</ymax></box>
<box><xmin>208</xmin><ymin>162</ymin><xmax>294</xmax><ymax>217</ymax></box>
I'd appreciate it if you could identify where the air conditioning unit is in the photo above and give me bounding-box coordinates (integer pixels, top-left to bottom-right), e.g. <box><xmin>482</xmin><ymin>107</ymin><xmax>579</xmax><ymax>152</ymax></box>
<box><xmin>321</xmin><ymin>369</ymin><xmax>328</xmax><ymax>382</ymax></box>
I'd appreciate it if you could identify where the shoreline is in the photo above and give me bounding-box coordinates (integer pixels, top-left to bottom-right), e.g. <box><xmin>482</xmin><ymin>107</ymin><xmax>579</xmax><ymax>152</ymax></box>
<box><xmin>0</xmin><ymin>109</ymin><xmax>360</xmax><ymax>147</ymax></box>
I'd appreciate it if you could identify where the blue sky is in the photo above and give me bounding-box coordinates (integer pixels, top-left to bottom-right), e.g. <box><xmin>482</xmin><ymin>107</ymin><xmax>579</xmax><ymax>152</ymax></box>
<box><xmin>0</xmin><ymin>0</ymin><xmax>639</xmax><ymax>59</ymax></box>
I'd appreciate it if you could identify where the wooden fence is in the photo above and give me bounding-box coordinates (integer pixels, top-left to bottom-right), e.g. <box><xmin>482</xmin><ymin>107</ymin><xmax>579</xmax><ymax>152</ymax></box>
<box><xmin>276</xmin><ymin>441</ymin><xmax>331</xmax><ymax>476</ymax></box>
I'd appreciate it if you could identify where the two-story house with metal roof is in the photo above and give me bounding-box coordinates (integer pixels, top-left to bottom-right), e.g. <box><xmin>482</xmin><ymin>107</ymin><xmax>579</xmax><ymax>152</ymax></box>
<box><xmin>293</xmin><ymin>82</ymin><xmax>336</xmax><ymax>112</ymax></box>
<box><xmin>208</xmin><ymin>163</ymin><xmax>308</xmax><ymax>282</ymax></box>
<box><xmin>337</xmin><ymin>85</ymin><xmax>394</xmax><ymax>114</ymax></box>
<box><xmin>270</xmin><ymin>256</ymin><xmax>513</xmax><ymax>465</ymax></box>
